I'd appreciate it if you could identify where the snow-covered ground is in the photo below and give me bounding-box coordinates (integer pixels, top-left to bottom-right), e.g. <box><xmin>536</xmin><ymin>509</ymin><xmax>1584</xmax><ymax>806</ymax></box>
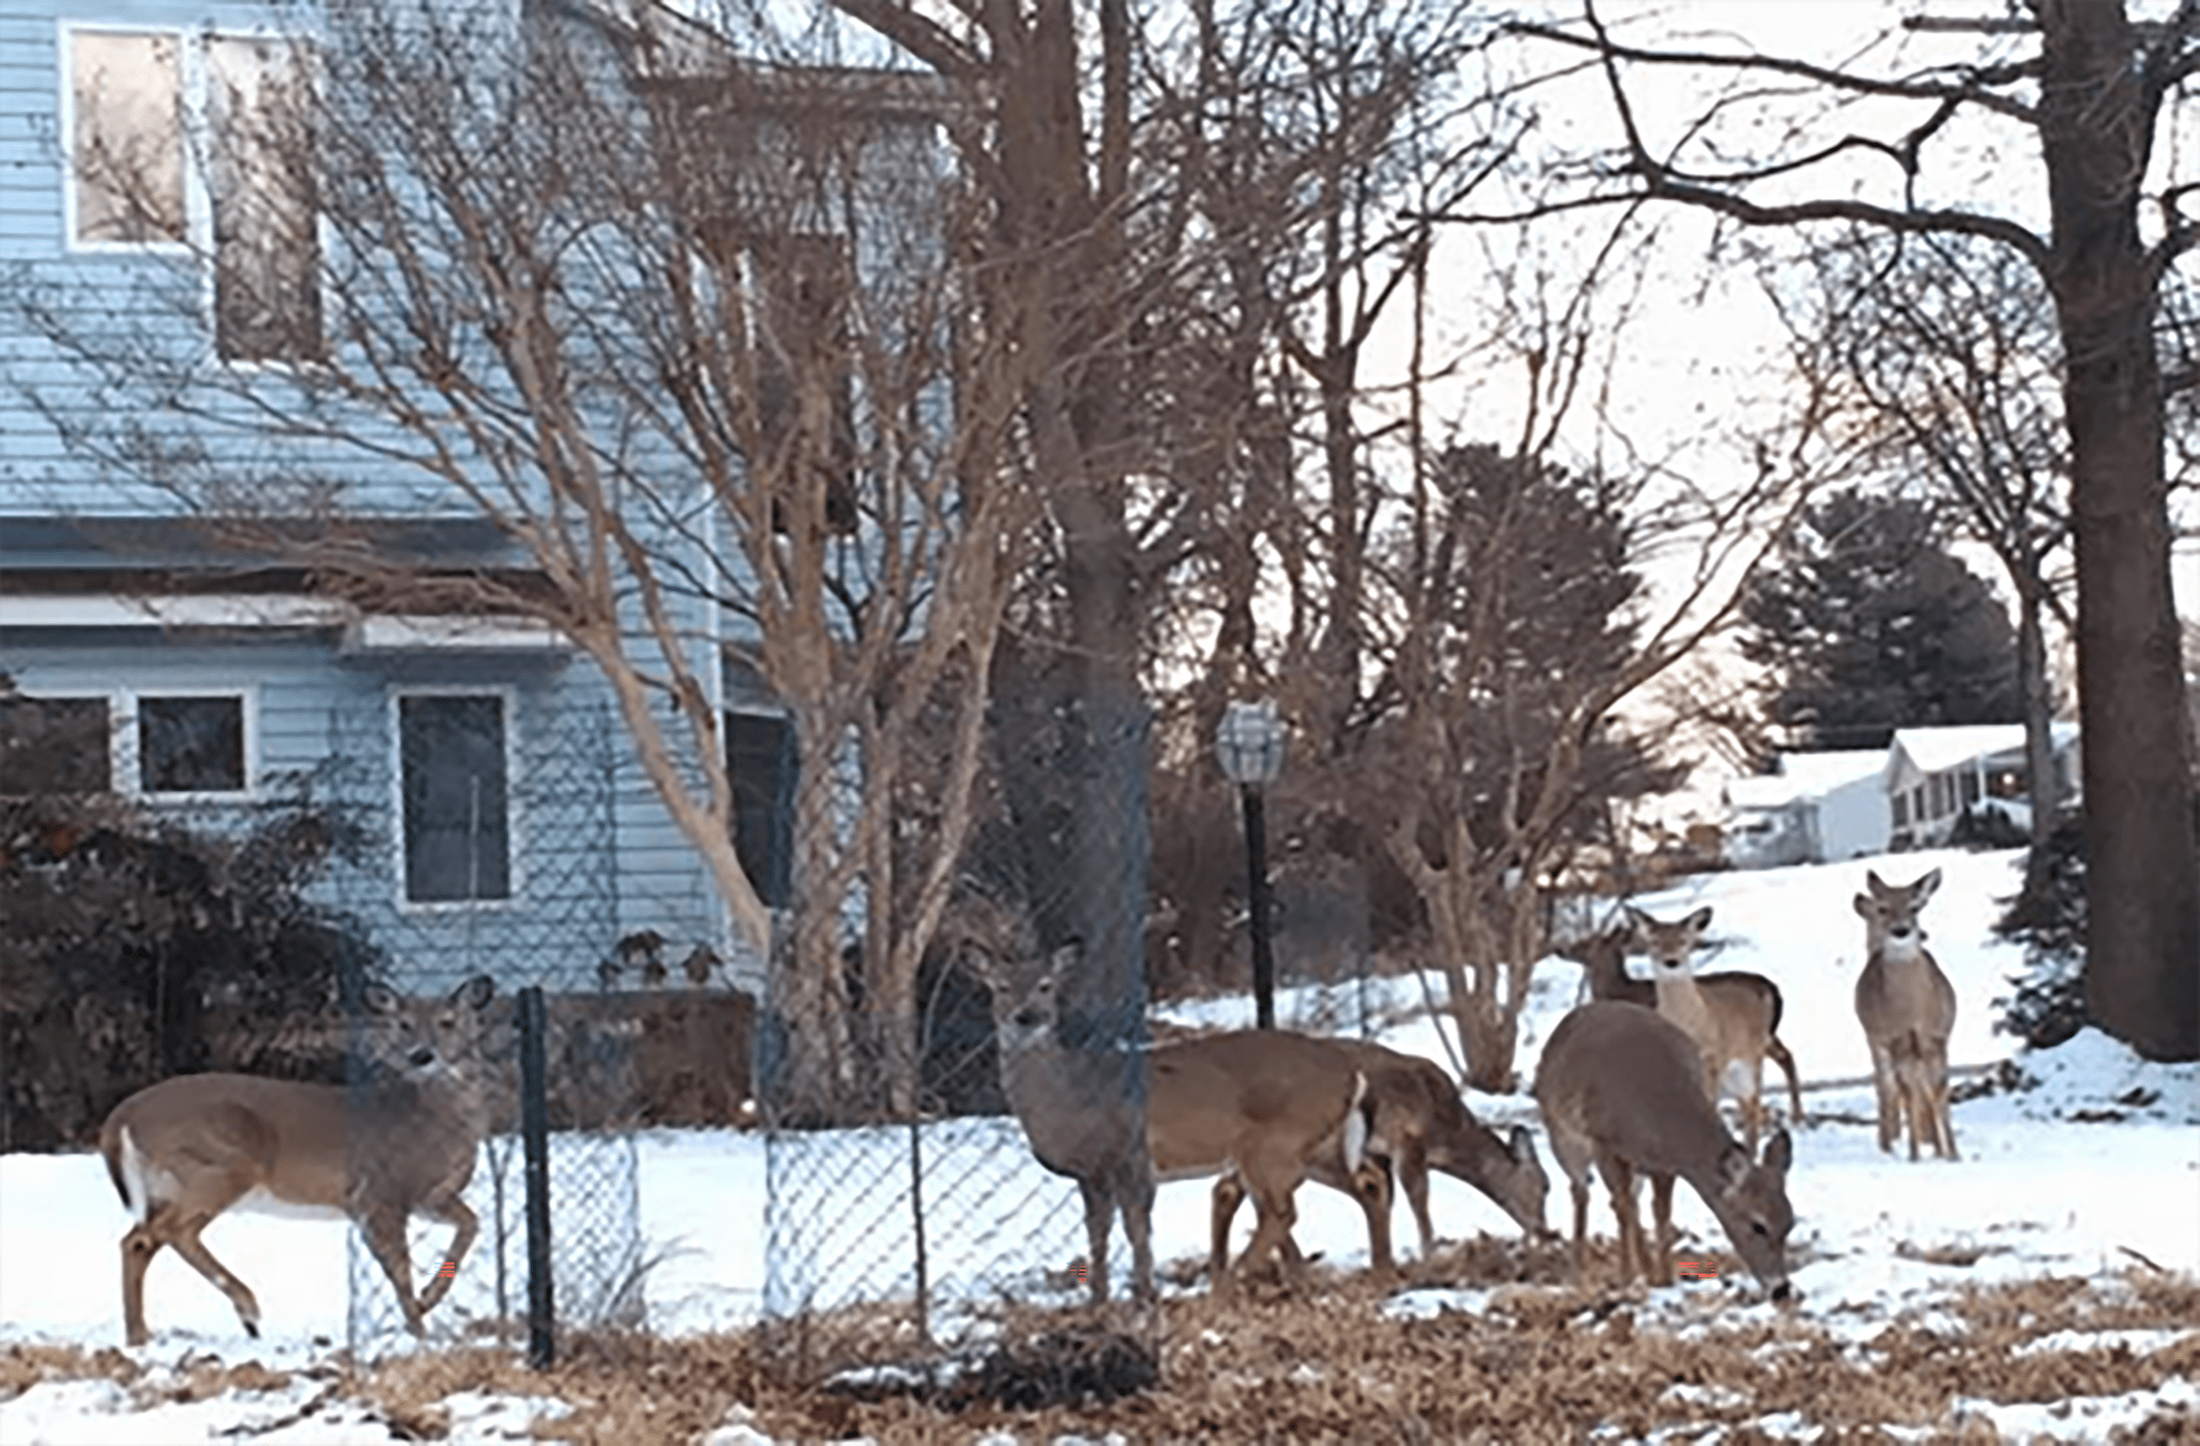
<box><xmin>2</xmin><ymin>847</ymin><xmax>2195</xmax><ymax>1442</ymax></box>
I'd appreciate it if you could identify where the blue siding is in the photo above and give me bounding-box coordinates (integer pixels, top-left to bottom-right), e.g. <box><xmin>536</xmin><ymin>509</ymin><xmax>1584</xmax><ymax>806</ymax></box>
<box><xmin>0</xmin><ymin>628</ymin><xmax>731</xmax><ymax>991</ymax></box>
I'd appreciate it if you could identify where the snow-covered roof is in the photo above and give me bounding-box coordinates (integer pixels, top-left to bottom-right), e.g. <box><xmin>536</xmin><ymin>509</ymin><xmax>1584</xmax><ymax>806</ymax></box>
<box><xmin>1777</xmin><ymin>749</ymin><xmax>1888</xmax><ymax>790</ymax></box>
<box><xmin>1891</xmin><ymin>722</ymin><xmax>2080</xmax><ymax>776</ymax></box>
<box><xmin>1723</xmin><ymin>749</ymin><xmax>1887</xmax><ymax>810</ymax></box>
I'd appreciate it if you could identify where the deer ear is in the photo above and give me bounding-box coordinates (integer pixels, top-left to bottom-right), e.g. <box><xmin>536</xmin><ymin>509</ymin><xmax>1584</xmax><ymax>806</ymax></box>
<box><xmin>1047</xmin><ymin>939</ymin><xmax>1083</xmax><ymax>977</ymax></box>
<box><xmin>1915</xmin><ymin>868</ymin><xmax>1943</xmax><ymax>901</ymax></box>
<box><xmin>1762</xmin><ymin>1127</ymin><xmax>1793</xmax><ymax>1175</ymax></box>
<box><xmin>1685</xmin><ymin>905</ymin><xmax>1713</xmax><ymax>932</ymax></box>
<box><xmin>1865</xmin><ymin>869</ymin><xmax>1890</xmax><ymax>898</ymax></box>
<box><xmin>454</xmin><ymin>974</ymin><xmax>496</xmax><ymax>1011</ymax></box>
<box><xmin>1853</xmin><ymin>893</ymin><xmax>1876</xmax><ymax>921</ymax></box>
<box><xmin>1717</xmin><ymin>1144</ymin><xmax>1752</xmax><ymax>1190</ymax></box>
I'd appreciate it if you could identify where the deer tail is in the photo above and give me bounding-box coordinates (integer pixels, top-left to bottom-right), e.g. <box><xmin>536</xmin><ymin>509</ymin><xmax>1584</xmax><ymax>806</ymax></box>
<box><xmin>1340</xmin><ymin>1071</ymin><xmax>1370</xmax><ymax>1177</ymax></box>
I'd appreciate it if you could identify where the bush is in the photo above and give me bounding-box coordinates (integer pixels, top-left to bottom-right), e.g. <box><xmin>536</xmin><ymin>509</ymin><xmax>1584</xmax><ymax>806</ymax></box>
<box><xmin>0</xmin><ymin>791</ymin><xmax>383</xmax><ymax>1150</ymax></box>
<box><xmin>1991</xmin><ymin>813</ymin><xmax>2088</xmax><ymax>1048</ymax></box>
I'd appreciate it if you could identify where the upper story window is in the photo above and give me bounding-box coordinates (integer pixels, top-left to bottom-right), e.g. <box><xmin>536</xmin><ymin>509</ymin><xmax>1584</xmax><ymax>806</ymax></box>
<box><xmin>66</xmin><ymin>26</ymin><xmax>322</xmax><ymax>363</ymax></box>
<box><xmin>699</xmin><ymin>221</ymin><xmax>859</xmax><ymax>535</ymax></box>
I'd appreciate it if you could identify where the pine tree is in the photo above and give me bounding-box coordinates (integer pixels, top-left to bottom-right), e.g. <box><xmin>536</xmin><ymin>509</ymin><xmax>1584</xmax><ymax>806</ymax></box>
<box><xmin>1741</xmin><ymin>492</ymin><xmax>2022</xmax><ymax>752</ymax></box>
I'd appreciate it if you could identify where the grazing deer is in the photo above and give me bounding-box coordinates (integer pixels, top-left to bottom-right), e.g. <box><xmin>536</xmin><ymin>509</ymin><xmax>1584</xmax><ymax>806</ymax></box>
<box><xmin>1536</xmin><ymin>1001</ymin><xmax>1794</xmax><ymax>1299</ymax></box>
<box><xmin>99</xmin><ymin>975</ymin><xmax>504</xmax><ymax>1347</ymax></box>
<box><xmin>1622</xmin><ymin>905</ymin><xmax>1807</xmax><ymax>1150</ymax></box>
<box><xmin>1853</xmin><ymin>868</ymin><xmax>1959</xmax><ymax>1160</ymax></box>
<box><xmin>1210</xmin><ymin>1038</ymin><xmax>1547</xmax><ymax>1277</ymax></box>
<box><xmin>984</xmin><ymin>943</ymin><xmax>1367</xmax><ymax>1303</ymax></box>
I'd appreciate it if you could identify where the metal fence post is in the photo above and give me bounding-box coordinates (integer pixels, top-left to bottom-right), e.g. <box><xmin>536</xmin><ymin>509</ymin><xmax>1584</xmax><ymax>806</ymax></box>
<box><xmin>519</xmin><ymin>985</ymin><xmax>555</xmax><ymax>1368</ymax></box>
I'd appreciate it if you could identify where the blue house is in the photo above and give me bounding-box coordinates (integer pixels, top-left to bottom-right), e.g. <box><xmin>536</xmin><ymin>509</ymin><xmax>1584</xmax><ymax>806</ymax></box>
<box><xmin>0</xmin><ymin>0</ymin><xmax>950</xmax><ymax>1002</ymax></box>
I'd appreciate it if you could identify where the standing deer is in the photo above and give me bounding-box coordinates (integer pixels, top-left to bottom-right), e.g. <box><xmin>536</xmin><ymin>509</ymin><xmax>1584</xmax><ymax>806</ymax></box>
<box><xmin>1622</xmin><ymin>906</ymin><xmax>1807</xmax><ymax>1149</ymax></box>
<box><xmin>1853</xmin><ymin>867</ymin><xmax>1959</xmax><ymax>1160</ymax></box>
<box><xmin>1210</xmin><ymin>1038</ymin><xmax>1547</xmax><ymax>1277</ymax></box>
<box><xmin>1536</xmin><ymin>1001</ymin><xmax>1794</xmax><ymax>1299</ymax></box>
<box><xmin>99</xmin><ymin>974</ymin><xmax>504</xmax><ymax>1346</ymax></box>
<box><xmin>984</xmin><ymin>943</ymin><xmax>1367</xmax><ymax>1303</ymax></box>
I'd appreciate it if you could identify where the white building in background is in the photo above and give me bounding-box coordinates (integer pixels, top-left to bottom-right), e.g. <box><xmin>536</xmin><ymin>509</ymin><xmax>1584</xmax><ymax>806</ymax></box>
<box><xmin>1723</xmin><ymin>750</ymin><xmax>1891</xmax><ymax>869</ymax></box>
<box><xmin>1885</xmin><ymin>722</ymin><xmax>2083</xmax><ymax>850</ymax></box>
<box><xmin>1721</xmin><ymin>722</ymin><xmax>2083</xmax><ymax>868</ymax></box>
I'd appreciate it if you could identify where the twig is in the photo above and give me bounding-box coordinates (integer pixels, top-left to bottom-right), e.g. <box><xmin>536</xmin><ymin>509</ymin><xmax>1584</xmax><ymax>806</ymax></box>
<box><xmin>2116</xmin><ymin>1245</ymin><xmax>2166</xmax><ymax>1273</ymax></box>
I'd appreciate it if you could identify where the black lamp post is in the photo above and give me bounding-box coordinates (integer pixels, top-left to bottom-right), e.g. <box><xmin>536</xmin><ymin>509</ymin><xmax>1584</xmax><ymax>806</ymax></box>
<box><xmin>1215</xmin><ymin>700</ymin><xmax>1284</xmax><ymax>1029</ymax></box>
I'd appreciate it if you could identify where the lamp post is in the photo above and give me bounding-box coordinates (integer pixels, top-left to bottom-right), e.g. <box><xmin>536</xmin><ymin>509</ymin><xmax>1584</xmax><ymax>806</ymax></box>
<box><xmin>1216</xmin><ymin>700</ymin><xmax>1284</xmax><ymax>1029</ymax></box>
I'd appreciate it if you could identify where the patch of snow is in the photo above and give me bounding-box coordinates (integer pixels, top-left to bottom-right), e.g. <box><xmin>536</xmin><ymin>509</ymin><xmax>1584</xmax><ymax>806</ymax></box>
<box><xmin>2012</xmin><ymin>1327</ymin><xmax>2195</xmax><ymax>1359</ymax></box>
<box><xmin>1949</xmin><ymin>1375</ymin><xmax>2198</xmax><ymax>1441</ymax></box>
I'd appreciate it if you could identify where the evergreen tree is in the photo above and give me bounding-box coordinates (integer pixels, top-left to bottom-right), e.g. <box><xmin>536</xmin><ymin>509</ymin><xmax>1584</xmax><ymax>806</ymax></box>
<box><xmin>1741</xmin><ymin>492</ymin><xmax>2022</xmax><ymax>752</ymax></box>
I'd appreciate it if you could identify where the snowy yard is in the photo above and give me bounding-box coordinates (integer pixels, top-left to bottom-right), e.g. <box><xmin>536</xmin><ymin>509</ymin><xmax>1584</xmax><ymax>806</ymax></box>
<box><xmin>1</xmin><ymin>847</ymin><xmax>2195</xmax><ymax>1442</ymax></box>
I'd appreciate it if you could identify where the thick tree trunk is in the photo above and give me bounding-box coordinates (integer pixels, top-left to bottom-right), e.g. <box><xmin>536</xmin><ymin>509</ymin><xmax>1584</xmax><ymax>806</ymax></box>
<box><xmin>2039</xmin><ymin>0</ymin><xmax>2200</xmax><ymax>1060</ymax></box>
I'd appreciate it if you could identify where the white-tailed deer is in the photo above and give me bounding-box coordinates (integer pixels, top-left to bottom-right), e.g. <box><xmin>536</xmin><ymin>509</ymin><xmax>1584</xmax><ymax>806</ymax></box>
<box><xmin>1211</xmin><ymin>1038</ymin><xmax>1547</xmax><ymax>1277</ymax></box>
<box><xmin>1536</xmin><ymin>1001</ymin><xmax>1794</xmax><ymax>1299</ymax></box>
<box><xmin>1593</xmin><ymin>907</ymin><xmax>1806</xmax><ymax>1149</ymax></box>
<box><xmin>1853</xmin><ymin>868</ymin><xmax>1958</xmax><ymax>1160</ymax></box>
<box><xmin>99</xmin><ymin>975</ymin><xmax>503</xmax><ymax>1346</ymax></box>
<box><xmin>984</xmin><ymin>943</ymin><xmax>1366</xmax><ymax>1303</ymax></box>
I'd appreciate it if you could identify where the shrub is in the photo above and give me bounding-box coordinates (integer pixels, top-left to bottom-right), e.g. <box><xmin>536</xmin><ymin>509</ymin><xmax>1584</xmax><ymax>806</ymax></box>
<box><xmin>0</xmin><ymin>790</ymin><xmax>382</xmax><ymax>1150</ymax></box>
<box><xmin>1991</xmin><ymin>813</ymin><xmax>2088</xmax><ymax>1048</ymax></box>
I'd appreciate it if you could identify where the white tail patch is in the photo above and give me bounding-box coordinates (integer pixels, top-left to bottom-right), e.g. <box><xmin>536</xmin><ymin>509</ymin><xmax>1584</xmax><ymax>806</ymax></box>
<box><xmin>116</xmin><ymin>1126</ymin><xmax>153</xmax><ymax>1222</ymax></box>
<box><xmin>1340</xmin><ymin>1072</ymin><xmax>1369</xmax><ymax>1177</ymax></box>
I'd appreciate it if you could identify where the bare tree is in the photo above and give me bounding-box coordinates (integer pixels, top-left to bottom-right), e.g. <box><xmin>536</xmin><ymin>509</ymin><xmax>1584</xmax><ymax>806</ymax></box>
<box><xmin>1472</xmin><ymin>0</ymin><xmax>2200</xmax><ymax>1059</ymax></box>
<box><xmin>13</xmin><ymin>3</ymin><xmax>1051</xmax><ymax>1118</ymax></box>
<box><xmin>1107</xmin><ymin>0</ymin><xmax>1824</xmax><ymax>1087</ymax></box>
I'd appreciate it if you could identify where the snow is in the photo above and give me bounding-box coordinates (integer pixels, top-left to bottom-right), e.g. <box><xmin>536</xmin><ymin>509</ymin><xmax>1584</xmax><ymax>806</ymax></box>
<box><xmin>3</xmin><ymin>846</ymin><xmax>2195</xmax><ymax>1443</ymax></box>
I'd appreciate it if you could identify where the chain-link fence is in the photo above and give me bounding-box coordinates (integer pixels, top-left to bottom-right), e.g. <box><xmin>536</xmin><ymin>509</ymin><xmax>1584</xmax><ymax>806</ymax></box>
<box><xmin>756</xmin><ymin>687</ymin><xmax>1160</xmax><ymax>1386</ymax></box>
<box><xmin>322</xmin><ymin>693</ymin><xmax>644</xmax><ymax>1358</ymax></box>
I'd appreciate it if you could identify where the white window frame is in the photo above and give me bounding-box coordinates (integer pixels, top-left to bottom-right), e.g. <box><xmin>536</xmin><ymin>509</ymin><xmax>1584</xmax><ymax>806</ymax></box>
<box><xmin>120</xmin><ymin>686</ymin><xmax>259</xmax><ymax>801</ymax></box>
<box><xmin>59</xmin><ymin>20</ymin><xmax>324</xmax><ymax>367</ymax></box>
<box><xmin>390</xmin><ymin>685</ymin><xmax>523</xmax><ymax>914</ymax></box>
<box><xmin>4</xmin><ymin>685</ymin><xmax>258</xmax><ymax>801</ymax></box>
<box><xmin>59</xmin><ymin>22</ymin><xmax>193</xmax><ymax>257</ymax></box>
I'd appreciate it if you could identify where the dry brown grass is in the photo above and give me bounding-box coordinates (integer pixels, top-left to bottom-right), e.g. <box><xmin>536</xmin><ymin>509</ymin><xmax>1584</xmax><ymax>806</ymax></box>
<box><xmin>3</xmin><ymin>1265</ymin><xmax>2194</xmax><ymax>1444</ymax></box>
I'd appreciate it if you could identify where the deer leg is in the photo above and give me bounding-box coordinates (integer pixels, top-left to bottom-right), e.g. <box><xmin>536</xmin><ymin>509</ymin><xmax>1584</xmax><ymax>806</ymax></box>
<box><xmin>1647</xmin><ymin>1174</ymin><xmax>1677</xmax><ymax>1286</ymax></box>
<box><xmin>1209</xmin><ymin>1171</ymin><xmax>1247</xmax><ymax>1279</ymax></box>
<box><xmin>1351</xmin><ymin>1153</ymin><xmax>1397</xmax><ymax>1278</ymax></box>
<box><xmin>416</xmin><ymin>1196</ymin><xmax>479</xmax><ymax>1315</ymax></box>
<box><xmin>1399</xmin><ymin>1140</ymin><xmax>1436</xmax><ymax>1262</ymax></box>
<box><xmin>1867</xmin><ymin>1043</ymin><xmax>1898</xmax><ymax>1154</ymax></box>
<box><xmin>1929</xmin><ymin>1039</ymin><xmax>1959</xmax><ymax>1161</ymax></box>
<box><xmin>1739</xmin><ymin>1067</ymin><xmax>1766</xmax><ymax>1156</ymax></box>
<box><xmin>120</xmin><ymin>1219</ymin><xmax>161</xmax><ymax>1347</ymax></box>
<box><xmin>165</xmin><ymin>1217</ymin><xmax>266</xmax><ymax>1339</ymax></box>
<box><xmin>1076</xmin><ymin>1176</ymin><xmax>1116</xmax><ymax>1305</ymax></box>
<box><xmin>1235</xmin><ymin>1184</ymin><xmax>1299</xmax><ymax>1287</ymax></box>
<box><xmin>1121</xmin><ymin>1160</ymin><xmax>1157</xmax><ymax>1303</ymax></box>
<box><xmin>1232</xmin><ymin>1138</ymin><xmax>1313</xmax><ymax>1286</ymax></box>
<box><xmin>1568</xmin><ymin>1178</ymin><xmax>1592</xmax><ymax>1284</ymax></box>
<box><xmin>1767</xmin><ymin>1036</ymin><xmax>1806</xmax><ymax>1124</ymax></box>
<box><xmin>1601</xmin><ymin>1154</ymin><xmax>1643</xmax><ymax>1287</ymax></box>
<box><xmin>357</xmin><ymin>1206</ymin><xmax>426</xmax><ymax>1334</ymax></box>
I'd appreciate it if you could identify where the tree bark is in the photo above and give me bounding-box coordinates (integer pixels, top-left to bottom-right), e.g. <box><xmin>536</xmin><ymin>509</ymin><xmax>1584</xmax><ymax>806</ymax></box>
<box><xmin>2039</xmin><ymin>0</ymin><xmax>2200</xmax><ymax>1059</ymax></box>
<box><xmin>2014</xmin><ymin>577</ymin><xmax>2060</xmax><ymax>849</ymax></box>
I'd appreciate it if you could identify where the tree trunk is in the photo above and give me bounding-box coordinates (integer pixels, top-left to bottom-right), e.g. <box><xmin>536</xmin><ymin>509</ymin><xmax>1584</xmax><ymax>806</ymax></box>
<box><xmin>2038</xmin><ymin>0</ymin><xmax>2200</xmax><ymax>1060</ymax></box>
<box><xmin>2014</xmin><ymin>576</ymin><xmax>2060</xmax><ymax>849</ymax></box>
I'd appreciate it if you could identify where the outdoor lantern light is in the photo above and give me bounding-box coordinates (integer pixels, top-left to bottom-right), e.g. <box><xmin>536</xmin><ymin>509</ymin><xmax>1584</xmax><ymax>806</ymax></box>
<box><xmin>1215</xmin><ymin>700</ymin><xmax>1284</xmax><ymax>1028</ymax></box>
